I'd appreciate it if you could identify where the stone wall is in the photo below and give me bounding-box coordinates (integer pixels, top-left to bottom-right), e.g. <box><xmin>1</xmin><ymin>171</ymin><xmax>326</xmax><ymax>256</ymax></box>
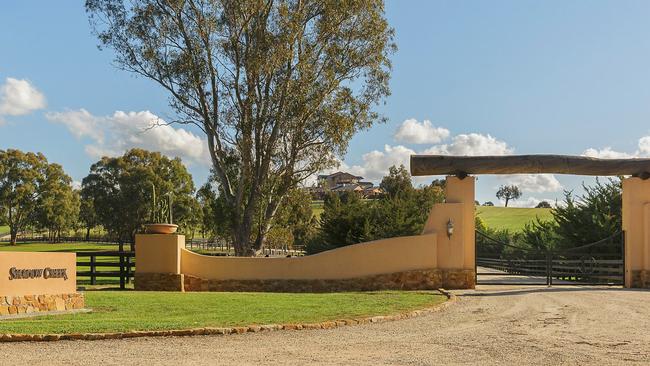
<box><xmin>178</xmin><ymin>269</ymin><xmax>475</xmax><ymax>293</ymax></box>
<box><xmin>135</xmin><ymin>272</ymin><xmax>185</xmax><ymax>291</ymax></box>
<box><xmin>630</xmin><ymin>270</ymin><xmax>650</xmax><ymax>288</ymax></box>
<box><xmin>0</xmin><ymin>293</ymin><xmax>84</xmax><ymax>316</ymax></box>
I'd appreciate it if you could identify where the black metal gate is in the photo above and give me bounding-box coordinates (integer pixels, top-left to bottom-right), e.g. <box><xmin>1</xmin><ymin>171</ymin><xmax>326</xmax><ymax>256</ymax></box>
<box><xmin>476</xmin><ymin>230</ymin><xmax>624</xmax><ymax>286</ymax></box>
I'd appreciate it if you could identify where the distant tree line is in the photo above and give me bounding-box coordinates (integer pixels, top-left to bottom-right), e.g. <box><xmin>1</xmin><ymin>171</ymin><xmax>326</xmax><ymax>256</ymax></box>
<box><xmin>0</xmin><ymin>148</ymin><xmax>203</xmax><ymax>245</ymax></box>
<box><xmin>1</xmin><ymin>149</ymin><xmax>445</xmax><ymax>255</ymax></box>
<box><xmin>0</xmin><ymin>148</ymin><xmax>336</xmax><ymax>253</ymax></box>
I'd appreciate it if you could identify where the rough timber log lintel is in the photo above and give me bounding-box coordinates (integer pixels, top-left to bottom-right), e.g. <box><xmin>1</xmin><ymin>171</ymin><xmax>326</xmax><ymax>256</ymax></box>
<box><xmin>409</xmin><ymin>154</ymin><xmax>650</xmax><ymax>179</ymax></box>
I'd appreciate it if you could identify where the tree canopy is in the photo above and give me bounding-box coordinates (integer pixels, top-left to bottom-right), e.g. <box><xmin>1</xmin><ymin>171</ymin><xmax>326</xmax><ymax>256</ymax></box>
<box><xmin>86</xmin><ymin>0</ymin><xmax>395</xmax><ymax>255</ymax></box>
<box><xmin>0</xmin><ymin>149</ymin><xmax>78</xmax><ymax>245</ymax></box>
<box><xmin>81</xmin><ymin>148</ymin><xmax>197</xmax><ymax>242</ymax></box>
<box><xmin>496</xmin><ymin>185</ymin><xmax>522</xmax><ymax>207</ymax></box>
<box><xmin>35</xmin><ymin>163</ymin><xmax>80</xmax><ymax>241</ymax></box>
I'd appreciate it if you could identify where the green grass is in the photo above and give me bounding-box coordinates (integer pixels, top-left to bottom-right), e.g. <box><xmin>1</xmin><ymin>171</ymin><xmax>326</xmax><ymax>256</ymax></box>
<box><xmin>476</xmin><ymin>206</ymin><xmax>554</xmax><ymax>232</ymax></box>
<box><xmin>0</xmin><ymin>291</ymin><xmax>445</xmax><ymax>334</ymax></box>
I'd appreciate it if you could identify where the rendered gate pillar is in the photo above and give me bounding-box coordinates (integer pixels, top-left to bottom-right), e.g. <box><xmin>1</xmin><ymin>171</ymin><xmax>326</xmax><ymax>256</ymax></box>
<box><xmin>134</xmin><ymin>234</ymin><xmax>185</xmax><ymax>291</ymax></box>
<box><xmin>445</xmin><ymin>176</ymin><xmax>476</xmax><ymax>271</ymax></box>
<box><xmin>622</xmin><ymin>178</ymin><xmax>650</xmax><ymax>288</ymax></box>
<box><xmin>422</xmin><ymin>176</ymin><xmax>476</xmax><ymax>288</ymax></box>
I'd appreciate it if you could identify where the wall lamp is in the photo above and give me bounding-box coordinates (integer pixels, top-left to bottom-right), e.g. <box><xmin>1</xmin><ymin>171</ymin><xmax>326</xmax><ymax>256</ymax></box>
<box><xmin>446</xmin><ymin>219</ymin><xmax>454</xmax><ymax>239</ymax></box>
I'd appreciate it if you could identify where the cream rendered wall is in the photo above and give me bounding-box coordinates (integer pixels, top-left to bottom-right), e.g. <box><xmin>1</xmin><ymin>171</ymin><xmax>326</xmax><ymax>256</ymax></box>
<box><xmin>0</xmin><ymin>252</ymin><xmax>76</xmax><ymax>296</ymax></box>
<box><xmin>180</xmin><ymin>234</ymin><xmax>437</xmax><ymax>280</ymax></box>
<box><xmin>622</xmin><ymin>177</ymin><xmax>650</xmax><ymax>287</ymax></box>
<box><xmin>135</xmin><ymin>234</ymin><xmax>184</xmax><ymax>274</ymax></box>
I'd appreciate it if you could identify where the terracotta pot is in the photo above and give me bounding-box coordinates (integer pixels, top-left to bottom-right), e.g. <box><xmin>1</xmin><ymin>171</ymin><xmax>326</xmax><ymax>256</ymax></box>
<box><xmin>145</xmin><ymin>223</ymin><xmax>178</xmax><ymax>234</ymax></box>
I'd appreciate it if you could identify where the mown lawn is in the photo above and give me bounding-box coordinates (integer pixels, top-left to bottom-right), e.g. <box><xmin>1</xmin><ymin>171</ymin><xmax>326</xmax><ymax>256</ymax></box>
<box><xmin>476</xmin><ymin>206</ymin><xmax>554</xmax><ymax>232</ymax></box>
<box><xmin>0</xmin><ymin>291</ymin><xmax>445</xmax><ymax>334</ymax></box>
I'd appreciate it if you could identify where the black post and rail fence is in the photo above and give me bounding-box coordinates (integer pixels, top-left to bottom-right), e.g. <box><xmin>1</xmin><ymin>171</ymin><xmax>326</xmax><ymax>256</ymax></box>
<box><xmin>76</xmin><ymin>251</ymin><xmax>135</xmax><ymax>290</ymax></box>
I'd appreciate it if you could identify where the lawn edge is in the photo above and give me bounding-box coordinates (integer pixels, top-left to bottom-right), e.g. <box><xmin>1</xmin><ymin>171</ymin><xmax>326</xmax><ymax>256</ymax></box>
<box><xmin>0</xmin><ymin>289</ymin><xmax>455</xmax><ymax>343</ymax></box>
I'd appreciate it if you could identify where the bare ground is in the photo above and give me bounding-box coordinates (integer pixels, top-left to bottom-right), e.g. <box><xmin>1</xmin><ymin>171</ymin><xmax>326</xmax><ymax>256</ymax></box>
<box><xmin>2</xmin><ymin>286</ymin><xmax>650</xmax><ymax>365</ymax></box>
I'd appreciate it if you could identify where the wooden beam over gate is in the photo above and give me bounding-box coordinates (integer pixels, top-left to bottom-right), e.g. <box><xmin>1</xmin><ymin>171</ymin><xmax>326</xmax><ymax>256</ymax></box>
<box><xmin>410</xmin><ymin>154</ymin><xmax>650</xmax><ymax>178</ymax></box>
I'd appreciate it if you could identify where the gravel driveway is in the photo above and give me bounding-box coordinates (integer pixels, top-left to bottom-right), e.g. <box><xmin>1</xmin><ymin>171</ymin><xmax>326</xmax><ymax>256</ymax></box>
<box><xmin>2</xmin><ymin>286</ymin><xmax>650</xmax><ymax>365</ymax></box>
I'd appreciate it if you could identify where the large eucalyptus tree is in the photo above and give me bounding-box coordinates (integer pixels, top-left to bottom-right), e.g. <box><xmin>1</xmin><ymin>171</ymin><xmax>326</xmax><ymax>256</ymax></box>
<box><xmin>86</xmin><ymin>0</ymin><xmax>395</xmax><ymax>255</ymax></box>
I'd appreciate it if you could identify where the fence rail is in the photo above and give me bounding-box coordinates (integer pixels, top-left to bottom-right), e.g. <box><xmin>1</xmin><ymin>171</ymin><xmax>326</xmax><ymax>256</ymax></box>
<box><xmin>186</xmin><ymin>239</ymin><xmax>305</xmax><ymax>256</ymax></box>
<box><xmin>76</xmin><ymin>251</ymin><xmax>135</xmax><ymax>289</ymax></box>
<box><xmin>0</xmin><ymin>235</ymin><xmax>130</xmax><ymax>245</ymax></box>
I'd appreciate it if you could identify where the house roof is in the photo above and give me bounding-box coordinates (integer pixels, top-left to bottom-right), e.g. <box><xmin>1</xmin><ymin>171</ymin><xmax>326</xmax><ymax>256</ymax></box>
<box><xmin>318</xmin><ymin>171</ymin><xmax>363</xmax><ymax>180</ymax></box>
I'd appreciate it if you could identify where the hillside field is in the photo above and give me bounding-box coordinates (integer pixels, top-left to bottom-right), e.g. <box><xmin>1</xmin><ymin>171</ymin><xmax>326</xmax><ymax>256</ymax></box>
<box><xmin>476</xmin><ymin>206</ymin><xmax>554</xmax><ymax>232</ymax></box>
<box><xmin>311</xmin><ymin>201</ymin><xmax>553</xmax><ymax>232</ymax></box>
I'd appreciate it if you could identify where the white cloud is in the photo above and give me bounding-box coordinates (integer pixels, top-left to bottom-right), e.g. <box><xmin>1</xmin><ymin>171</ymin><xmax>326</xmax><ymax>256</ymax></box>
<box><xmin>582</xmin><ymin>147</ymin><xmax>634</xmax><ymax>159</ymax></box>
<box><xmin>582</xmin><ymin>136</ymin><xmax>650</xmax><ymax>159</ymax></box>
<box><xmin>639</xmin><ymin>136</ymin><xmax>650</xmax><ymax>155</ymax></box>
<box><xmin>422</xmin><ymin>133</ymin><xmax>513</xmax><ymax>156</ymax></box>
<box><xmin>46</xmin><ymin>109</ymin><xmax>208</xmax><ymax>165</ymax></box>
<box><xmin>498</xmin><ymin>174</ymin><xmax>563</xmax><ymax>193</ymax></box>
<box><xmin>349</xmin><ymin>144</ymin><xmax>416</xmax><ymax>181</ymax></box>
<box><xmin>394</xmin><ymin>119</ymin><xmax>450</xmax><ymax>144</ymax></box>
<box><xmin>46</xmin><ymin>109</ymin><xmax>105</xmax><ymax>142</ymax></box>
<box><xmin>0</xmin><ymin>77</ymin><xmax>46</xmax><ymax>117</ymax></box>
<box><xmin>316</xmin><ymin>132</ymin><xmax>514</xmax><ymax>184</ymax></box>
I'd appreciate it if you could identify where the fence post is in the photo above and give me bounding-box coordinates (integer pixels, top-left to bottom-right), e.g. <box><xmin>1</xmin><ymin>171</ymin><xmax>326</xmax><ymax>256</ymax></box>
<box><xmin>622</xmin><ymin>231</ymin><xmax>626</xmax><ymax>286</ymax></box>
<box><xmin>119</xmin><ymin>254</ymin><xmax>126</xmax><ymax>290</ymax></box>
<box><xmin>90</xmin><ymin>255</ymin><xmax>96</xmax><ymax>286</ymax></box>
<box><xmin>125</xmin><ymin>255</ymin><xmax>131</xmax><ymax>284</ymax></box>
<box><xmin>546</xmin><ymin>251</ymin><xmax>553</xmax><ymax>287</ymax></box>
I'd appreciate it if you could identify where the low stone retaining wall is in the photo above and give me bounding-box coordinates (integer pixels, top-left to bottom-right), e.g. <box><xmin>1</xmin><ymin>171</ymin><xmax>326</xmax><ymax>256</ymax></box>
<box><xmin>136</xmin><ymin>268</ymin><xmax>475</xmax><ymax>292</ymax></box>
<box><xmin>0</xmin><ymin>293</ymin><xmax>84</xmax><ymax>316</ymax></box>
<box><xmin>135</xmin><ymin>269</ymin><xmax>476</xmax><ymax>292</ymax></box>
<box><xmin>135</xmin><ymin>273</ymin><xmax>184</xmax><ymax>291</ymax></box>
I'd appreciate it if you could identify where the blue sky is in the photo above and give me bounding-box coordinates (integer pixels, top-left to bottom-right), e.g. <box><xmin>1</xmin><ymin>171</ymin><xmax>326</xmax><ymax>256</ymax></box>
<box><xmin>2</xmin><ymin>1</ymin><xmax>650</xmax><ymax>206</ymax></box>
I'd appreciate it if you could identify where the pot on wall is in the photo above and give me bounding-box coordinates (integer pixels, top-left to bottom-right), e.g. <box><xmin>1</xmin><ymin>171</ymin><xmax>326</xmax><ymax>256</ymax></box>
<box><xmin>145</xmin><ymin>223</ymin><xmax>179</xmax><ymax>235</ymax></box>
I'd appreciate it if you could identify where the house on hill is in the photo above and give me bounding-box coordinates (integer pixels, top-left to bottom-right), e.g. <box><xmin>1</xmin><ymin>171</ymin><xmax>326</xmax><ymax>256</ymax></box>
<box><xmin>317</xmin><ymin>171</ymin><xmax>363</xmax><ymax>188</ymax></box>
<box><xmin>306</xmin><ymin>171</ymin><xmax>383</xmax><ymax>200</ymax></box>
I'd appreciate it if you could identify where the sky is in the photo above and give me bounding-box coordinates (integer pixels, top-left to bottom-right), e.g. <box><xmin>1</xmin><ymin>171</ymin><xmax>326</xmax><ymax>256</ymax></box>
<box><xmin>2</xmin><ymin>1</ymin><xmax>650</xmax><ymax>206</ymax></box>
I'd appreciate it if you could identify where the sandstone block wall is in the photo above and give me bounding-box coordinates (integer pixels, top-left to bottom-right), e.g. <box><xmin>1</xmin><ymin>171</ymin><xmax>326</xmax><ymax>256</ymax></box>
<box><xmin>135</xmin><ymin>272</ymin><xmax>185</xmax><ymax>291</ymax></box>
<box><xmin>178</xmin><ymin>269</ymin><xmax>475</xmax><ymax>293</ymax></box>
<box><xmin>0</xmin><ymin>293</ymin><xmax>84</xmax><ymax>316</ymax></box>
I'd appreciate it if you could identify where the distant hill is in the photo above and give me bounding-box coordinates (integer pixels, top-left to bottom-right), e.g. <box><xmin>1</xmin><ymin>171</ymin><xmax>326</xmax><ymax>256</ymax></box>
<box><xmin>476</xmin><ymin>206</ymin><xmax>554</xmax><ymax>232</ymax></box>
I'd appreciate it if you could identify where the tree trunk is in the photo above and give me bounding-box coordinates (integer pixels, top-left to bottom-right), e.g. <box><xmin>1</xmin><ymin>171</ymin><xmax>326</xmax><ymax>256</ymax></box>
<box><xmin>85</xmin><ymin>227</ymin><xmax>91</xmax><ymax>241</ymax></box>
<box><xmin>233</xmin><ymin>222</ymin><xmax>255</xmax><ymax>256</ymax></box>
<box><xmin>505</xmin><ymin>197</ymin><xmax>510</xmax><ymax>207</ymax></box>
<box><xmin>10</xmin><ymin>227</ymin><xmax>17</xmax><ymax>246</ymax></box>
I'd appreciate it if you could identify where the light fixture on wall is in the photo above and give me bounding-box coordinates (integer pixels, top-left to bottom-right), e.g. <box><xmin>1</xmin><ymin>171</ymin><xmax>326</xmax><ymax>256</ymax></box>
<box><xmin>446</xmin><ymin>219</ymin><xmax>454</xmax><ymax>239</ymax></box>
